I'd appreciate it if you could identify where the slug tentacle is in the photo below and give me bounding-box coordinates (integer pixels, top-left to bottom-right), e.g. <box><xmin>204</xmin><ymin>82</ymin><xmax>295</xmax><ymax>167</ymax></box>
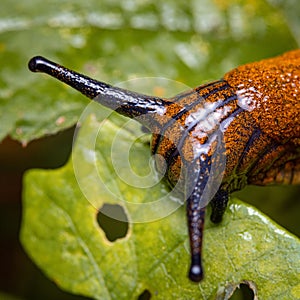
<box><xmin>185</xmin><ymin>158</ymin><xmax>210</xmax><ymax>282</ymax></box>
<box><xmin>28</xmin><ymin>56</ymin><xmax>169</xmax><ymax>129</ymax></box>
<box><xmin>210</xmin><ymin>189</ymin><xmax>228</xmax><ymax>223</ymax></box>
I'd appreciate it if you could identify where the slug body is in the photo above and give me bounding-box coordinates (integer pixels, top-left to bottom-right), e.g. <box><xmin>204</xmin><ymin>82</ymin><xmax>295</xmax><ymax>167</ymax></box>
<box><xmin>28</xmin><ymin>50</ymin><xmax>300</xmax><ymax>282</ymax></box>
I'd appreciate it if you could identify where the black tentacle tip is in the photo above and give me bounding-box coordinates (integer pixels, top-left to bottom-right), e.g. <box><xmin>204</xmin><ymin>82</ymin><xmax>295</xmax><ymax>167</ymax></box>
<box><xmin>210</xmin><ymin>214</ymin><xmax>223</xmax><ymax>224</ymax></box>
<box><xmin>28</xmin><ymin>56</ymin><xmax>44</xmax><ymax>72</ymax></box>
<box><xmin>188</xmin><ymin>264</ymin><xmax>204</xmax><ymax>282</ymax></box>
<box><xmin>28</xmin><ymin>56</ymin><xmax>53</xmax><ymax>73</ymax></box>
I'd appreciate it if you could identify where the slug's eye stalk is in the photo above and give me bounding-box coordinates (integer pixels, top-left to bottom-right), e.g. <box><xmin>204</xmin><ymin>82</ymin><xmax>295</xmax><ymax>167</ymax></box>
<box><xmin>28</xmin><ymin>56</ymin><xmax>52</xmax><ymax>73</ymax></box>
<box><xmin>28</xmin><ymin>55</ymin><xmax>169</xmax><ymax>129</ymax></box>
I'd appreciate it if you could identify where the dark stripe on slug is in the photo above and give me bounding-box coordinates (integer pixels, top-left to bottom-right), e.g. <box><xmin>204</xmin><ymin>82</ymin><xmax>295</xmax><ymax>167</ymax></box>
<box><xmin>166</xmin><ymin>106</ymin><xmax>242</xmax><ymax>168</ymax></box>
<box><xmin>183</xmin><ymin>94</ymin><xmax>238</xmax><ymax>135</ymax></box>
<box><xmin>152</xmin><ymin>81</ymin><xmax>235</xmax><ymax>155</ymax></box>
<box><xmin>172</xmin><ymin>80</ymin><xmax>227</xmax><ymax>103</ymax></box>
<box><xmin>218</xmin><ymin>106</ymin><xmax>243</xmax><ymax>131</ymax></box>
<box><xmin>218</xmin><ymin>94</ymin><xmax>237</xmax><ymax>106</ymax></box>
<box><xmin>246</xmin><ymin>141</ymin><xmax>279</xmax><ymax>177</ymax></box>
<box><xmin>161</xmin><ymin>104</ymin><xmax>242</xmax><ymax>176</ymax></box>
<box><xmin>171</xmin><ymin>89</ymin><xmax>199</xmax><ymax>104</ymax></box>
<box><xmin>195</xmin><ymin>79</ymin><xmax>228</xmax><ymax>94</ymax></box>
<box><xmin>235</xmin><ymin>127</ymin><xmax>262</xmax><ymax>171</ymax></box>
<box><xmin>168</xmin><ymin>82</ymin><xmax>237</xmax><ymax>133</ymax></box>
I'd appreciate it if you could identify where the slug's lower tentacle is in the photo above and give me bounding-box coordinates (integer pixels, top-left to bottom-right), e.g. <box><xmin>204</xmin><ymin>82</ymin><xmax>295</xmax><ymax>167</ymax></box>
<box><xmin>28</xmin><ymin>56</ymin><xmax>169</xmax><ymax>130</ymax></box>
<box><xmin>187</xmin><ymin>200</ymin><xmax>205</xmax><ymax>282</ymax></box>
<box><xmin>210</xmin><ymin>189</ymin><xmax>228</xmax><ymax>223</ymax></box>
<box><xmin>185</xmin><ymin>155</ymin><xmax>212</xmax><ymax>282</ymax></box>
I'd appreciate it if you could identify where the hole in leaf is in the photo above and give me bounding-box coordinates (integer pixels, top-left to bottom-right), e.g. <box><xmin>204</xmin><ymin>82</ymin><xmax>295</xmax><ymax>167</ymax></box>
<box><xmin>138</xmin><ymin>289</ymin><xmax>151</xmax><ymax>300</ymax></box>
<box><xmin>230</xmin><ymin>283</ymin><xmax>255</xmax><ymax>300</ymax></box>
<box><xmin>97</xmin><ymin>204</ymin><xmax>129</xmax><ymax>242</ymax></box>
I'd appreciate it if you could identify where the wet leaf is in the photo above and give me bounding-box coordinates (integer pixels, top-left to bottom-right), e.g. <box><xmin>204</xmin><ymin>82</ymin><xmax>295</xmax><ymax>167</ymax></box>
<box><xmin>21</xmin><ymin>114</ymin><xmax>300</xmax><ymax>300</ymax></box>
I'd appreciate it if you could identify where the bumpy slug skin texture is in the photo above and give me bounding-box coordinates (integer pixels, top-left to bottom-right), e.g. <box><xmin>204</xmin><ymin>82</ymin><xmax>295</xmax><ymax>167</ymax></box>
<box><xmin>224</xmin><ymin>49</ymin><xmax>300</xmax><ymax>146</ymax></box>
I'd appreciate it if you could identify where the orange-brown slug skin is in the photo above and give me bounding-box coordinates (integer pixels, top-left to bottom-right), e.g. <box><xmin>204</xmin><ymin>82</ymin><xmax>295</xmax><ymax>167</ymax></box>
<box><xmin>223</xmin><ymin>50</ymin><xmax>300</xmax><ymax>186</ymax></box>
<box><xmin>28</xmin><ymin>50</ymin><xmax>300</xmax><ymax>283</ymax></box>
<box><xmin>225</xmin><ymin>50</ymin><xmax>300</xmax><ymax>146</ymax></box>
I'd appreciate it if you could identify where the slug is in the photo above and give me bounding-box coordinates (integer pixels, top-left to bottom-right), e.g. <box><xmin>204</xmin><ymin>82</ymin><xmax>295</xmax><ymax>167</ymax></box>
<box><xmin>28</xmin><ymin>49</ymin><xmax>300</xmax><ymax>282</ymax></box>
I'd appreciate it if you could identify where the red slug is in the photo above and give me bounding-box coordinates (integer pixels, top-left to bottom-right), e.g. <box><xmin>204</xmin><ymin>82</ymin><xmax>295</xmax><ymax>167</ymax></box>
<box><xmin>28</xmin><ymin>49</ymin><xmax>300</xmax><ymax>282</ymax></box>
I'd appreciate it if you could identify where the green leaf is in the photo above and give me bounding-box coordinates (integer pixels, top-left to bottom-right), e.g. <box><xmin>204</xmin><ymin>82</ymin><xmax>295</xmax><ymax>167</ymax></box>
<box><xmin>21</xmin><ymin>114</ymin><xmax>300</xmax><ymax>300</ymax></box>
<box><xmin>0</xmin><ymin>0</ymin><xmax>298</xmax><ymax>143</ymax></box>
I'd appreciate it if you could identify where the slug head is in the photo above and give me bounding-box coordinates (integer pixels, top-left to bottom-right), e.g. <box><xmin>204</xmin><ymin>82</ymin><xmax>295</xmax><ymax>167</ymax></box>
<box><xmin>28</xmin><ymin>56</ymin><xmax>217</xmax><ymax>283</ymax></box>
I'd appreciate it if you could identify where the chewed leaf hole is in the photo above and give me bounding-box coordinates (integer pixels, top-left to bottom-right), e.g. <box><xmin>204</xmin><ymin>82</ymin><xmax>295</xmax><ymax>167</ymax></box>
<box><xmin>137</xmin><ymin>289</ymin><xmax>151</xmax><ymax>300</ymax></box>
<box><xmin>230</xmin><ymin>283</ymin><xmax>255</xmax><ymax>300</ymax></box>
<box><xmin>96</xmin><ymin>204</ymin><xmax>129</xmax><ymax>242</ymax></box>
<box><xmin>217</xmin><ymin>280</ymin><xmax>257</xmax><ymax>300</ymax></box>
